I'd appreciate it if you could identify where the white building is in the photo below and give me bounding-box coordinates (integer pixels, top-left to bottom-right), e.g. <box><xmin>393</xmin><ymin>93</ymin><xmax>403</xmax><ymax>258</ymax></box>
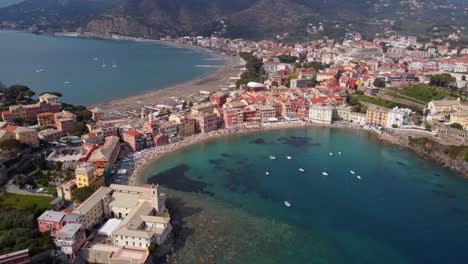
<box><xmin>309</xmin><ymin>105</ymin><xmax>334</xmax><ymax>124</ymax></box>
<box><xmin>350</xmin><ymin>112</ymin><xmax>366</xmax><ymax>125</ymax></box>
<box><xmin>386</xmin><ymin>107</ymin><xmax>412</xmax><ymax>128</ymax></box>
<box><xmin>72</xmin><ymin>184</ymin><xmax>172</xmax><ymax>248</ymax></box>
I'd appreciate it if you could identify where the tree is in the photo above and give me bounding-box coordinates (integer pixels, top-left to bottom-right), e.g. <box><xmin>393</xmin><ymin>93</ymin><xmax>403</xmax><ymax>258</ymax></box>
<box><xmin>450</xmin><ymin>123</ymin><xmax>463</xmax><ymax>130</ymax></box>
<box><xmin>355</xmin><ymin>90</ymin><xmax>364</xmax><ymax>95</ymax></box>
<box><xmin>424</xmin><ymin>123</ymin><xmax>432</xmax><ymax>131</ymax></box>
<box><xmin>430</xmin><ymin>73</ymin><xmax>456</xmax><ymax>87</ymax></box>
<box><xmin>277</xmin><ymin>55</ymin><xmax>298</xmax><ymax>63</ymax></box>
<box><xmin>373</xmin><ymin>79</ymin><xmax>386</xmax><ymax>88</ymax></box>
<box><xmin>392</xmin><ymin>124</ymin><xmax>398</xmax><ymax>129</ymax></box>
<box><xmin>182</xmin><ymin>101</ymin><xmax>188</xmax><ymax>110</ymax></box>
<box><xmin>0</xmin><ymin>139</ymin><xmax>23</xmax><ymax>153</ymax></box>
<box><xmin>462</xmin><ymin>75</ymin><xmax>466</xmax><ymax>81</ymax></box>
<box><xmin>75</xmin><ymin>186</ymin><xmax>95</xmax><ymax>202</ymax></box>
<box><xmin>54</xmin><ymin>161</ymin><xmax>63</xmax><ymax>171</ymax></box>
<box><xmin>72</xmin><ymin>122</ymin><xmax>87</xmax><ymax>137</ymax></box>
<box><xmin>148</xmin><ymin>243</ymin><xmax>158</xmax><ymax>254</ymax></box>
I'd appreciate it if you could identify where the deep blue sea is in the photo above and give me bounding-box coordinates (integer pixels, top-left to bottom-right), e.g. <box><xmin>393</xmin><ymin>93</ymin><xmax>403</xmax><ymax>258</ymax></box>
<box><xmin>141</xmin><ymin>127</ymin><xmax>468</xmax><ymax>264</ymax></box>
<box><xmin>0</xmin><ymin>31</ymin><xmax>221</xmax><ymax>105</ymax></box>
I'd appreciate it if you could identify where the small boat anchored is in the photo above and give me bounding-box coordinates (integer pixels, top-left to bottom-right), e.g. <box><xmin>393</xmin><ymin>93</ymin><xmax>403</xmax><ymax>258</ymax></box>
<box><xmin>350</xmin><ymin>170</ymin><xmax>356</xmax><ymax>175</ymax></box>
<box><xmin>269</xmin><ymin>155</ymin><xmax>276</xmax><ymax>160</ymax></box>
<box><xmin>265</xmin><ymin>172</ymin><xmax>270</xmax><ymax>176</ymax></box>
<box><xmin>329</xmin><ymin>152</ymin><xmax>333</xmax><ymax>156</ymax></box>
<box><xmin>284</xmin><ymin>201</ymin><xmax>291</xmax><ymax>207</ymax></box>
<box><xmin>64</xmin><ymin>81</ymin><xmax>71</xmax><ymax>85</ymax></box>
<box><xmin>286</xmin><ymin>156</ymin><xmax>292</xmax><ymax>160</ymax></box>
<box><xmin>322</xmin><ymin>172</ymin><xmax>329</xmax><ymax>176</ymax></box>
<box><xmin>356</xmin><ymin>175</ymin><xmax>362</xmax><ymax>180</ymax></box>
<box><xmin>35</xmin><ymin>69</ymin><xmax>45</xmax><ymax>73</ymax></box>
<box><xmin>338</xmin><ymin>152</ymin><xmax>342</xmax><ymax>155</ymax></box>
<box><xmin>299</xmin><ymin>168</ymin><xmax>305</xmax><ymax>172</ymax></box>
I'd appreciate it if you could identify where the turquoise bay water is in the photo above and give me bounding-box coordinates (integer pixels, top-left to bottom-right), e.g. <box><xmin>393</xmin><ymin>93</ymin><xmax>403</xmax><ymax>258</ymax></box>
<box><xmin>142</xmin><ymin>127</ymin><xmax>468</xmax><ymax>264</ymax></box>
<box><xmin>0</xmin><ymin>31</ymin><xmax>221</xmax><ymax>105</ymax></box>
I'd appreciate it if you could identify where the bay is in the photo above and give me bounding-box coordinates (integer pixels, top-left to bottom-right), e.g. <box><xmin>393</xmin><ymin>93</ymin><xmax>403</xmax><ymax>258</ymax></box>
<box><xmin>141</xmin><ymin>127</ymin><xmax>468</xmax><ymax>264</ymax></box>
<box><xmin>0</xmin><ymin>31</ymin><xmax>221</xmax><ymax>105</ymax></box>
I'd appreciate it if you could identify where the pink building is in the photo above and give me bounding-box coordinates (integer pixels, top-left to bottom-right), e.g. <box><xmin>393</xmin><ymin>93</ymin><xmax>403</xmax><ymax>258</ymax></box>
<box><xmin>37</xmin><ymin>210</ymin><xmax>67</xmax><ymax>236</ymax></box>
<box><xmin>223</xmin><ymin>109</ymin><xmax>241</xmax><ymax>128</ymax></box>
<box><xmin>123</xmin><ymin>129</ymin><xmax>146</xmax><ymax>152</ymax></box>
<box><xmin>54</xmin><ymin>223</ymin><xmax>87</xmax><ymax>260</ymax></box>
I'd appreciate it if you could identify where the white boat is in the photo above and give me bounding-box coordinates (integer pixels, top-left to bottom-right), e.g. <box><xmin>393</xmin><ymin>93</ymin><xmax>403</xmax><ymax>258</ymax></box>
<box><xmin>92</xmin><ymin>57</ymin><xmax>99</xmax><ymax>61</ymax></box>
<box><xmin>357</xmin><ymin>175</ymin><xmax>362</xmax><ymax>180</ymax></box>
<box><xmin>299</xmin><ymin>168</ymin><xmax>305</xmax><ymax>172</ymax></box>
<box><xmin>286</xmin><ymin>156</ymin><xmax>292</xmax><ymax>160</ymax></box>
<box><xmin>284</xmin><ymin>201</ymin><xmax>291</xmax><ymax>207</ymax></box>
<box><xmin>64</xmin><ymin>81</ymin><xmax>71</xmax><ymax>84</ymax></box>
<box><xmin>329</xmin><ymin>152</ymin><xmax>333</xmax><ymax>156</ymax></box>
<box><xmin>35</xmin><ymin>69</ymin><xmax>45</xmax><ymax>73</ymax></box>
<box><xmin>101</xmin><ymin>60</ymin><xmax>107</xmax><ymax>67</ymax></box>
<box><xmin>322</xmin><ymin>172</ymin><xmax>328</xmax><ymax>176</ymax></box>
<box><xmin>265</xmin><ymin>172</ymin><xmax>270</xmax><ymax>176</ymax></box>
<box><xmin>269</xmin><ymin>155</ymin><xmax>276</xmax><ymax>160</ymax></box>
<box><xmin>350</xmin><ymin>170</ymin><xmax>356</xmax><ymax>175</ymax></box>
<box><xmin>338</xmin><ymin>152</ymin><xmax>342</xmax><ymax>155</ymax></box>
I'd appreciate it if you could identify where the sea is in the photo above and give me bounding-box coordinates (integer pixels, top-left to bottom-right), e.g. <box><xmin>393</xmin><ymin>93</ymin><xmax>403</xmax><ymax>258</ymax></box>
<box><xmin>140</xmin><ymin>127</ymin><xmax>468</xmax><ymax>264</ymax></box>
<box><xmin>0</xmin><ymin>31</ymin><xmax>222</xmax><ymax>105</ymax></box>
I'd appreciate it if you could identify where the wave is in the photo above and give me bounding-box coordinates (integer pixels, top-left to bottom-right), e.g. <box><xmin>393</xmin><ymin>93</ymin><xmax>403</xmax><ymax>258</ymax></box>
<box><xmin>195</xmin><ymin>65</ymin><xmax>223</xmax><ymax>68</ymax></box>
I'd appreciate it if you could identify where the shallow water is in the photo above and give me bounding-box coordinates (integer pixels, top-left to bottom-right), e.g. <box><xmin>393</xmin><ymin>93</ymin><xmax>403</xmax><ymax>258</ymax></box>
<box><xmin>142</xmin><ymin>127</ymin><xmax>468</xmax><ymax>264</ymax></box>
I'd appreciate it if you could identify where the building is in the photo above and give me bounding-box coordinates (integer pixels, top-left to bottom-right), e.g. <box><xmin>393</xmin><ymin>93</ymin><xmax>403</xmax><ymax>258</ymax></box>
<box><xmin>39</xmin><ymin>93</ymin><xmax>60</xmax><ymax>104</ymax></box>
<box><xmin>56</xmin><ymin>180</ymin><xmax>77</xmax><ymax>201</ymax></box>
<box><xmin>1</xmin><ymin>99</ymin><xmax>61</xmax><ymax>123</ymax></box>
<box><xmin>75</xmin><ymin>163</ymin><xmax>105</xmax><ymax>189</ymax></box>
<box><xmin>386</xmin><ymin>107</ymin><xmax>412</xmax><ymax>128</ymax></box>
<box><xmin>191</xmin><ymin>102</ymin><xmax>216</xmax><ymax>115</ymax></box>
<box><xmin>366</xmin><ymin>107</ymin><xmax>388</xmax><ymax>127</ymax></box>
<box><xmin>123</xmin><ymin>130</ymin><xmax>146</xmax><ymax>152</ymax></box>
<box><xmin>38</xmin><ymin>128</ymin><xmax>63</xmax><ymax>143</ymax></box>
<box><xmin>350</xmin><ymin>112</ymin><xmax>366</xmax><ymax>125</ymax></box>
<box><xmin>169</xmin><ymin>115</ymin><xmax>195</xmax><ymax>136</ymax></box>
<box><xmin>14</xmin><ymin>127</ymin><xmax>39</xmax><ymax>148</ymax></box>
<box><xmin>450</xmin><ymin>111</ymin><xmax>468</xmax><ymax>130</ymax></box>
<box><xmin>54</xmin><ymin>223</ymin><xmax>87</xmax><ymax>260</ymax></box>
<box><xmin>71</xmin><ymin>184</ymin><xmax>172</xmax><ymax>247</ymax></box>
<box><xmin>333</xmin><ymin>106</ymin><xmax>352</xmax><ymax>121</ymax></box>
<box><xmin>37</xmin><ymin>210</ymin><xmax>67</xmax><ymax>236</ymax></box>
<box><xmin>193</xmin><ymin>113</ymin><xmax>219</xmax><ymax>133</ymax></box>
<box><xmin>90</xmin><ymin>107</ymin><xmax>105</xmax><ymax>121</ymax></box>
<box><xmin>72</xmin><ymin>187</ymin><xmax>113</xmax><ymax>230</ymax></box>
<box><xmin>309</xmin><ymin>105</ymin><xmax>333</xmax><ymax>124</ymax></box>
<box><xmin>88</xmin><ymin>136</ymin><xmax>121</xmax><ymax>172</ymax></box>
<box><xmin>427</xmin><ymin>98</ymin><xmax>462</xmax><ymax>120</ymax></box>
<box><xmin>0</xmin><ymin>249</ymin><xmax>30</xmax><ymax>264</ymax></box>
<box><xmin>80</xmin><ymin>243</ymin><xmax>149</xmax><ymax>264</ymax></box>
<box><xmin>210</xmin><ymin>92</ymin><xmax>227</xmax><ymax>107</ymax></box>
<box><xmin>257</xmin><ymin>104</ymin><xmax>277</xmax><ymax>121</ymax></box>
<box><xmin>36</xmin><ymin>112</ymin><xmax>55</xmax><ymax>128</ymax></box>
<box><xmin>54</xmin><ymin>111</ymin><xmax>76</xmax><ymax>134</ymax></box>
<box><xmin>223</xmin><ymin>108</ymin><xmax>242</xmax><ymax>128</ymax></box>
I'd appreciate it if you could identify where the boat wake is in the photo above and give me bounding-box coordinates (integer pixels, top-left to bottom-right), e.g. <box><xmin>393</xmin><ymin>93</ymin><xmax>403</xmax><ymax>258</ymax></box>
<box><xmin>195</xmin><ymin>65</ymin><xmax>222</xmax><ymax>68</ymax></box>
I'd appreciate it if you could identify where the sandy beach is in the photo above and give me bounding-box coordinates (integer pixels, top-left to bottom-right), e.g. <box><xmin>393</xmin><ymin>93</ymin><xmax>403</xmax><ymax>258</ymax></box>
<box><xmin>92</xmin><ymin>52</ymin><xmax>241</xmax><ymax>112</ymax></box>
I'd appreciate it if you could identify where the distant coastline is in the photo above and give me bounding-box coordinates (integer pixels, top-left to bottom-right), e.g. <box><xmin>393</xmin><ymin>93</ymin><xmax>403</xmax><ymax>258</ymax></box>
<box><xmin>52</xmin><ymin>32</ymin><xmax>242</xmax><ymax>111</ymax></box>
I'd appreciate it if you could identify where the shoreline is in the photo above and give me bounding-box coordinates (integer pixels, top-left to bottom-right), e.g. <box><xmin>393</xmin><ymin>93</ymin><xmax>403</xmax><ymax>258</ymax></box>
<box><xmin>52</xmin><ymin>32</ymin><xmax>242</xmax><ymax>112</ymax></box>
<box><xmin>129</xmin><ymin>122</ymin><xmax>468</xmax><ymax>186</ymax></box>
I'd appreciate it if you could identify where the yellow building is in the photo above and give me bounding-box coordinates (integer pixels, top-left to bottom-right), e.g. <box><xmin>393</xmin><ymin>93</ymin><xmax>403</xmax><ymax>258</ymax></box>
<box><xmin>75</xmin><ymin>164</ymin><xmax>105</xmax><ymax>189</ymax></box>
<box><xmin>190</xmin><ymin>102</ymin><xmax>216</xmax><ymax>115</ymax></box>
<box><xmin>37</xmin><ymin>112</ymin><xmax>55</xmax><ymax>128</ymax></box>
<box><xmin>450</xmin><ymin>111</ymin><xmax>468</xmax><ymax>130</ymax></box>
<box><xmin>169</xmin><ymin>114</ymin><xmax>195</xmax><ymax>136</ymax></box>
<box><xmin>366</xmin><ymin>107</ymin><xmax>388</xmax><ymax>127</ymax></box>
<box><xmin>15</xmin><ymin>127</ymin><xmax>39</xmax><ymax>148</ymax></box>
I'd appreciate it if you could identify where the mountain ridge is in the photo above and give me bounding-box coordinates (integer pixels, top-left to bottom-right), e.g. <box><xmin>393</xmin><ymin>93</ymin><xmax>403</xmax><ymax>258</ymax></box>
<box><xmin>0</xmin><ymin>0</ymin><xmax>466</xmax><ymax>41</ymax></box>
